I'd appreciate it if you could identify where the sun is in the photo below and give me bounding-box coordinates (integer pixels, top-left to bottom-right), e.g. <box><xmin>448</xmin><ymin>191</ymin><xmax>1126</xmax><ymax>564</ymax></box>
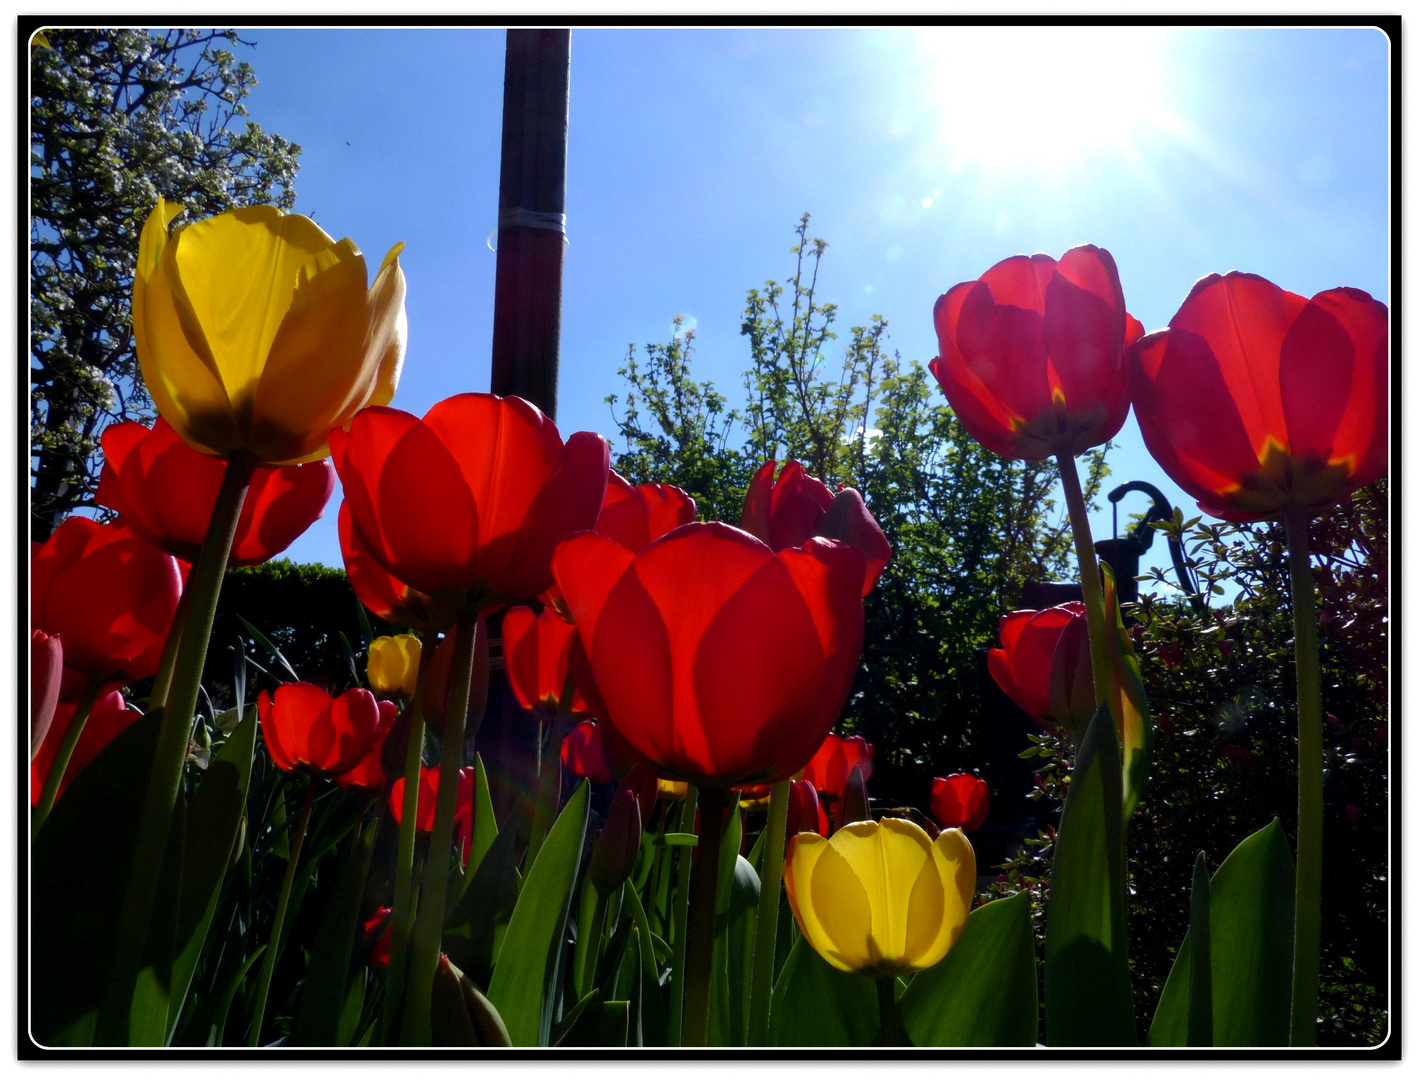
<box><xmin>911</xmin><ymin>27</ymin><xmax>1175</xmax><ymax>171</ymax></box>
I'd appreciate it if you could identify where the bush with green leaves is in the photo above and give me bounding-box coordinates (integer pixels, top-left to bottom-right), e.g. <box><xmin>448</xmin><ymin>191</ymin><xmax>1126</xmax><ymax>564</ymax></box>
<box><xmin>992</xmin><ymin>480</ymin><xmax>1388</xmax><ymax>1046</ymax></box>
<box><xmin>606</xmin><ymin>214</ymin><xmax>1108</xmax><ymax>809</ymax></box>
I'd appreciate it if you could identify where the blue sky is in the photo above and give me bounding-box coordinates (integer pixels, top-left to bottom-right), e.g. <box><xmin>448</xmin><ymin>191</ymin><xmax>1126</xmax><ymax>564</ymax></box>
<box><xmin>236</xmin><ymin>25</ymin><xmax>1390</xmax><ymax>588</ymax></box>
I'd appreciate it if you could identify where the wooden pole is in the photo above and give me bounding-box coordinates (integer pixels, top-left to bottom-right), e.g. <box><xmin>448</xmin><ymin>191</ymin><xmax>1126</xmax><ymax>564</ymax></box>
<box><xmin>490</xmin><ymin>28</ymin><xmax>570</xmax><ymax>420</ymax></box>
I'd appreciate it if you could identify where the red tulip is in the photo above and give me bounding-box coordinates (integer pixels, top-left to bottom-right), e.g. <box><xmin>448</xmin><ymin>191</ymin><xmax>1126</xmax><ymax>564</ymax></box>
<box><xmin>258</xmin><ymin>683</ymin><xmax>384</xmax><ymax>776</ymax></box>
<box><xmin>801</xmin><ymin>732</ymin><xmax>874</xmax><ymax>799</ymax></box>
<box><xmin>930</xmin><ymin>773</ymin><xmax>990</xmax><ymax>832</ymax></box>
<box><xmin>363</xmin><ymin>906</ymin><xmax>393</xmax><ymax>968</ymax></box>
<box><xmin>540</xmin><ymin>470</ymin><xmax>695</xmax><ymax>621</ymax></box>
<box><xmin>31</xmin><ymin>517</ymin><xmax>184</xmax><ymax>683</ymax></box>
<box><xmin>331</xmin><ymin>393</ymin><xmax>608</xmax><ymax>606</ymax></box>
<box><xmin>740</xmin><ymin>460</ymin><xmax>891</xmax><ymax>596</ymax></box>
<box><xmin>553</xmin><ymin>522</ymin><xmax>866</xmax><ymax>788</ymax></box>
<box><xmin>339</xmin><ymin>503</ymin><xmax>458</xmax><ymax>632</ymax></box>
<box><xmin>332</xmin><ymin>699</ymin><xmax>401</xmax><ymax>791</ymax></box>
<box><xmin>96</xmin><ymin>417</ymin><xmax>334</xmax><ymax>566</ymax></box>
<box><xmin>30</xmin><ymin>688</ymin><xmax>138</xmax><ymax>805</ymax></box>
<box><xmin>786</xmin><ymin>778</ymin><xmax>828</xmax><ymax>838</ymax></box>
<box><xmin>1129</xmin><ymin>273</ymin><xmax>1387</xmax><ymax>522</ymax></box>
<box><xmin>560</xmin><ymin>720</ymin><xmax>614</xmax><ymax>784</ymax></box>
<box><xmin>988</xmin><ymin>602</ymin><xmax>1089</xmax><ymax>728</ymax></box>
<box><xmin>930</xmin><ymin>246</ymin><xmax>1144</xmax><ymax>460</ymax></box>
<box><xmin>595</xmin><ymin>471</ymin><xmax>697</xmax><ymax>553</ymax></box>
<box><xmin>31</xmin><ymin>630</ymin><xmax>63</xmax><ymax>758</ymax></box>
<box><xmin>502</xmin><ymin>605</ymin><xmax>591</xmax><ymax>717</ymax></box>
<box><xmin>389</xmin><ymin>765</ymin><xmax>476</xmax><ymax>862</ymax></box>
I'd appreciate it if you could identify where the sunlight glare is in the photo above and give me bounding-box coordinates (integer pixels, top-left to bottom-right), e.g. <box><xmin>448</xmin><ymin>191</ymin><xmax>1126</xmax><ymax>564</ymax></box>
<box><xmin>913</xmin><ymin>27</ymin><xmax>1172</xmax><ymax>169</ymax></box>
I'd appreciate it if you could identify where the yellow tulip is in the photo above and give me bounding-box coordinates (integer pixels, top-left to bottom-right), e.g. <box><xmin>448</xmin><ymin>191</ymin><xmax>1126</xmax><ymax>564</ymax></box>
<box><xmin>783</xmin><ymin>817</ymin><xmax>975</xmax><ymax>978</ymax></box>
<box><xmin>367</xmin><ymin>634</ymin><xmax>422</xmax><ymax>698</ymax></box>
<box><xmin>133</xmin><ymin>198</ymin><xmax>407</xmax><ymax>464</ymax></box>
<box><xmin>657</xmin><ymin>778</ymin><xmax>689</xmax><ymax>801</ymax></box>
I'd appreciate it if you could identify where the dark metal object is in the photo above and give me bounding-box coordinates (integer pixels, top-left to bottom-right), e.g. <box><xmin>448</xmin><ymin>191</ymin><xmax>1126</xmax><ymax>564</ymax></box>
<box><xmin>490</xmin><ymin>29</ymin><xmax>570</xmax><ymax>419</ymax></box>
<box><xmin>1107</xmin><ymin>481</ymin><xmax>1206</xmax><ymax>614</ymax></box>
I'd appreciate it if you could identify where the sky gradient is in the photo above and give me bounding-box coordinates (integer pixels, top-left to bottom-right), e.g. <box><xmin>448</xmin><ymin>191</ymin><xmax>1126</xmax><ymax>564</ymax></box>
<box><xmin>230</xmin><ymin>25</ymin><xmax>1390</xmax><ymax>586</ymax></box>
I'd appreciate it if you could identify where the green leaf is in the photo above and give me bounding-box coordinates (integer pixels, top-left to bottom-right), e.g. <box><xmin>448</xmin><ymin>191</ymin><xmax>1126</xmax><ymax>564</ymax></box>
<box><xmin>442</xmin><ymin>820</ymin><xmax>520</xmax><ymax>988</ymax></box>
<box><xmin>769</xmin><ymin>936</ymin><xmax>879</xmax><ymax>1047</ymax></box>
<box><xmin>198</xmin><ymin>945</ymin><xmax>266</xmax><ymax>1047</ymax></box>
<box><xmin>465</xmin><ymin>753</ymin><xmax>498</xmax><ymax>884</ymax></box>
<box><xmin>899</xmin><ymin>892</ymin><xmax>1038</xmax><ymax>1046</ymax></box>
<box><xmin>1102</xmin><ymin>561</ymin><xmax>1151</xmax><ymax>818</ymax></box>
<box><xmin>554</xmin><ymin>995</ymin><xmax>630</xmax><ymax>1047</ymax></box>
<box><xmin>1148</xmin><ymin>820</ymin><xmax>1296</xmax><ymax>1047</ymax></box>
<box><xmin>1043</xmin><ymin>701</ymin><xmax>1137</xmax><ymax>1047</ymax></box>
<box><xmin>128</xmin><ymin>788</ymin><xmax>185</xmax><ymax>1045</ymax></box>
<box><xmin>710</xmin><ymin>854</ymin><xmax>760</xmax><ymax>1046</ymax></box>
<box><xmin>486</xmin><ymin>781</ymin><xmax>589</xmax><ymax>1046</ymax></box>
<box><xmin>1186</xmin><ymin>853</ymin><xmax>1213</xmax><ymax>1046</ymax></box>
<box><xmin>621</xmin><ymin>883</ymin><xmax>668</xmax><ymax>1046</ymax></box>
<box><xmin>31</xmin><ymin>707</ymin><xmax>162</xmax><ymax>1045</ymax></box>
<box><xmin>234</xmin><ymin>613</ymin><xmax>300</xmax><ymax>683</ymax></box>
<box><xmin>294</xmin><ymin>810</ymin><xmax>378</xmax><ymax>1047</ymax></box>
<box><xmin>662</xmin><ymin>832</ymin><xmax>699</xmax><ymax>846</ymax></box>
<box><xmin>168</xmin><ymin>701</ymin><xmax>258</xmax><ymax>1036</ymax></box>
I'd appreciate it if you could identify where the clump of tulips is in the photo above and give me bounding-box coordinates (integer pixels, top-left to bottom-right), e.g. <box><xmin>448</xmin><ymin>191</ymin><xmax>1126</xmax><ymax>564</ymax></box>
<box><xmin>28</xmin><ymin>201</ymin><xmax>1384</xmax><ymax>1053</ymax></box>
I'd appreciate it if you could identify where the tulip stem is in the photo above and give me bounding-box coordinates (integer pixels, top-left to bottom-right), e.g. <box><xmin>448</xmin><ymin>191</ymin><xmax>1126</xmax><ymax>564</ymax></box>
<box><xmin>876</xmin><ymin>976</ymin><xmax>905</xmax><ymax>1047</ymax></box>
<box><xmin>667</xmin><ymin>786</ymin><xmax>697</xmax><ymax>1046</ymax></box>
<box><xmin>682</xmin><ymin>785</ymin><xmax>727</xmax><ymax>1047</ymax></box>
<box><xmin>528</xmin><ymin>701</ymin><xmax>571</xmax><ymax>868</ymax></box>
<box><xmin>31</xmin><ymin>677</ymin><xmax>103</xmax><ymax>839</ymax></box>
<box><xmin>98</xmin><ymin>450</ymin><xmax>256</xmax><ymax>1045</ymax></box>
<box><xmin>401</xmin><ymin>611</ymin><xmax>481</xmax><ymax>1046</ymax></box>
<box><xmin>1284</xmin><ymin>509</ymin><xmax>1323</xmax><ymax>1047</ymax></box>
<box><xmin>1056</xmin><ymin>451</ymin><xmax>1112</xmax><ymax>710</ymax></box>
<box><xmin>747</xmin><ymin>778</ymin><xmax>791</xmax><ymax>1046</ymax></box>
<box><xmin>378</xmin><ymin>636</ymin><xmax>436</xmax><ymax>1045</ymax></box>
<box><xmin>148</xmin><ymin>581</ymin><xmax>194</xmax><ymax>711</ymax></box>
<box><xmin>247</xmin><ymin>778</ymin><xmax>314</xmax><ymax>1047</ymax></box>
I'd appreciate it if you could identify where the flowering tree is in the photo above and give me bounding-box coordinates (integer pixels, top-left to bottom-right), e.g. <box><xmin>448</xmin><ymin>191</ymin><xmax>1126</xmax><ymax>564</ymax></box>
<box><xmin>30</xmin><ymin>28</ymin><xmax>300</xmax><ymax>538</ymax></box>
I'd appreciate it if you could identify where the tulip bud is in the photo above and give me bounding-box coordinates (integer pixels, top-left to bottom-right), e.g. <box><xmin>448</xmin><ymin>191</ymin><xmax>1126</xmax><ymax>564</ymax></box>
<box><xmin>31</xmin><ymin>631</ymin><xmax>63</xmax><ymax>760</ymax></box>
<box><xmin>785</xmin><ymin>778</ymin><xmax>825</xmax><ymax>839</ymax></box>
<box><xmin>431</xmin><ymin>954</ymin><xmax>513</xmax><ymax>1047</ymax></box>
<box><xmin>621</xmin><ymin>761</ymin><xmax>660</xmax><ymax>825</ymax></box>
<box><xmin>588</xmin><ymin>782</ymin><xmax>643</xmax><ymax>893</ymax></box>
<box><xmin>367</xmin><ymin>634</ymin><xmax>422</xmax><ymax>697</ymax></box>
<box><xmin>836</xmin><ymin>763</ymin><xmax>871</xmax><ymax>828</ymax></box>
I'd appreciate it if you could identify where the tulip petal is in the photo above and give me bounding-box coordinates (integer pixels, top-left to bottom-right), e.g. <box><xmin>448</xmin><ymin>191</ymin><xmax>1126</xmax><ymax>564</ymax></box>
<box><xmin>1169</xmin><ymin>272</ymin><xmax>1305</xmax><ymax>455</ymax></box>
<box><xmin>739</xmin><ymin>460</ymin><xmax>777</xmax><ymax>544</ymax></box>
<box><xmin>332</xmin><ymin>408</ymin><xmax>480</xmax><ymax>595</ymax></box>
<box><xmin>327</xmin><ymin>688</ymin><xmax>381</xmax><ymax>774</ymax></box>
<box><xmin>772</xmin><ymin>541</ymin><xmax>867</xmax><ymax>774</ymax></box>
<box><xmin>553</xmin><ymin>530</ymin><xmax>637</xmax><ymax>664</ymax></box>
<box><xmin>1130</xmin><ymin>327</ymin><xmax>1268</xmax><ymax>514</ymax></box>
<box><xmin>166</xmin><ymin>207</ymin><xmax>340</xmax><ymax>431</ymax></box>
<box><xmin>1043</xmin><ymin>247</ymin><xmax>1127</xmax><ymax>427</ymax></box>
<box><xmin>250</xmin><ymin>238</ymin><xmax>380</xmax><ymax>462</ymax></box>
<box><xmin>598</xmin><ymin>474</ymin><xmax>696</xmax><ymax>551</ymax></box>
<box><xmin>140</xmin><ymin>228</ymin><xmax>241</xmax><ymax>456</ymax></box>
<box><xmin>232</xmin><ymin>459</ymin><xmax>335</xmax><ymax>567</ymax></box>
<box><xmin>1280</xmin><ymin>288</ymin><xmax>1387</xmax><ymax>489</ymax></box>
<box><xmin>930</xmin><ymin>285</ymin><xmax>1027</xmax><ymax>461</ymax></box>
<box><xmin>366</xmin><ymin>244</ymin><xmax>409</xmax><ymax>410</ymax></box>
<box><xmin>807</xmin><ymin>834</ymin><xmax>876</xmax><ymax>972</ymax></box>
